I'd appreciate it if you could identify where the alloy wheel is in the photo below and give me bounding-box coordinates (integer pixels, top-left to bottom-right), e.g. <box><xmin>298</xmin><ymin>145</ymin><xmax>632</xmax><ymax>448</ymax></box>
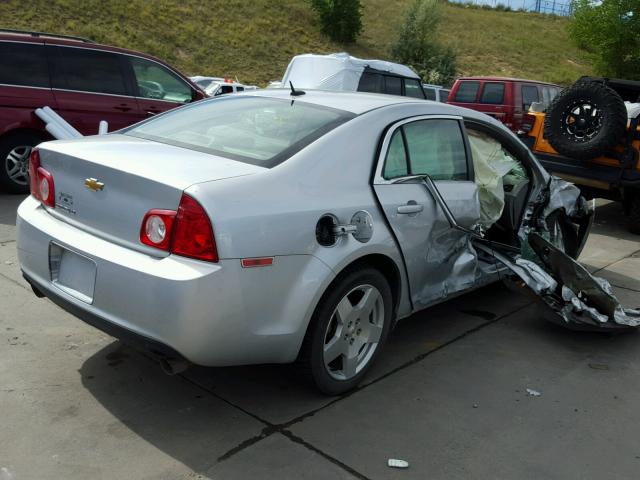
<box><xmin>322</xmin><ymin>284</ymin><xmax>385</xmax><ymax>381</ymax></box>
<box><xmin>4</xmin><ymin>145</ymin><xmax>32</xmax><ymax>186</ymax></box>
<box><xmin>563</xmin><ymin>101</ymin><xmax>602</xmax><ymax>141</ymax></box>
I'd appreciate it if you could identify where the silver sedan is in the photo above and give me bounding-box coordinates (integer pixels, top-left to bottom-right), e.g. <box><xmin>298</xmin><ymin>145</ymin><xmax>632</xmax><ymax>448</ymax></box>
<box><xmin>18</xmin><ymin>89</ymin><xmax>613</xmax><ymax>394</ymax></box>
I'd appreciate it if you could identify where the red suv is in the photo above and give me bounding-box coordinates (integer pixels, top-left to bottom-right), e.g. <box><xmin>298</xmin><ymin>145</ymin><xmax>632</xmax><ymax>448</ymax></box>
<box><xmin>447</xmin><ymin>76</ymin><xmax>562</xmax><ymax>134</ymax></box>
<box><xmin>0</xmin><ymin>29</ymin><xmax>206</xmax><ymax>193</ymax></box>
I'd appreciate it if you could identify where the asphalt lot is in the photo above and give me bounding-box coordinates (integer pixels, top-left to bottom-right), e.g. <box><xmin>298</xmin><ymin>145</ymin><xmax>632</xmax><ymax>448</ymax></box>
<box><xmin>1</xmin><ymin>194</ymin><xmax>639</xmax><ymax>480</ymax></box>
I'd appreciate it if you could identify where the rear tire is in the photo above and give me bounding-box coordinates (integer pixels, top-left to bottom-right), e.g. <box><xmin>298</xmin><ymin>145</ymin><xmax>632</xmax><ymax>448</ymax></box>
<box><xmin>0</xmin><ymin>131</ymin><xmax>46</xmax><ymax>194</ymax></box>
<box><xmin>544</xmin><ymin>81</ymin><xmax>627</xmax><ymax>160</ymax></box>
<box><xmin>298</xmin><ymin>267</ymin><xmax>392</xmax><ymax>395</ymax></box>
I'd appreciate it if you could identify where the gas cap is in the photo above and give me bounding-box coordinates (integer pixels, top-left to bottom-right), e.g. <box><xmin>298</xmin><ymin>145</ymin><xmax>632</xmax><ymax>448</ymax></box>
<box><xmin>350</xmin><ymin>210</ymin><xmax>373</xmax><ymax>243</ymax></box>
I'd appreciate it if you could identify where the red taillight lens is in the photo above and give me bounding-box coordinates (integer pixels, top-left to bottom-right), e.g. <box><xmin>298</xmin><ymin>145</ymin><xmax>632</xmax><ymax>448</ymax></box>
<box><xmin>29</xmin><ymin>149</ymin><xmax>41</xmax><ymax>199</ymax></box>
<box><xmin>140</xmin><ymin>194</ymin><xmax>218</xmax><ymax>262</ymax></box>
<box><xmin>29</xmin><ymin>149</ymin><xmax>55</xmax><ymax>208</ymax></box>
<box><xmin>140</xmin><ymin>209</ymin><xmax>177</xmax><ymax>251</ymax></box>
<box><xmin>172</xmin><ymin>194</ymin><xmax>218</xmax><ymax>262</ymax></box>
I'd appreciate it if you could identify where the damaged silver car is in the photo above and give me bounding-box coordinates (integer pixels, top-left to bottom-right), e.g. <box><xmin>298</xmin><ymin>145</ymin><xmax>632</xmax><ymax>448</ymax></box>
<box><xmin>16</xmin><ymin>90</ymin><xmax>637</xmax><ymax>395</ymax></box>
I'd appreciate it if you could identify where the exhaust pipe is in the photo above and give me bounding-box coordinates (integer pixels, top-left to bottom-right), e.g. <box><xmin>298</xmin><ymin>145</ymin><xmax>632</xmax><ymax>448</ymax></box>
<box><xmin>159</xmin><ymin>357</ymin><xmax>190</xmax><ymax>375</ymax></box>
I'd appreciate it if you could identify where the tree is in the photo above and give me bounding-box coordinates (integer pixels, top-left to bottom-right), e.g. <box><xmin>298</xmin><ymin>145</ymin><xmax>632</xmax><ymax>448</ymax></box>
<box><xmin>391</xmin><ymin>0</ymin><xmax>457</xmax><ymax>86</ymax></box>
<box><xmin>569</xmin><ymin>0</ymin><xmax>640</xmax><ymax>80</ymax></box>
<box><xmin>311</xmin><ymin>0</ymin><xmax>363</xmax><ymax>43</ymax></box>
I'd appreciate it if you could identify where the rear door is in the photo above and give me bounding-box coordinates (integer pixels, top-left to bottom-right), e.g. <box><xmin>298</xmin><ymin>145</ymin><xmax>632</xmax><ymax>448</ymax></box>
<box><xmin>48</xmin><ymin>45</ymin><xmax>140</xmax><ymax>135</ymax></box>
<box><xmin>477</xmin><ymin>81</ymin><xmax>509</xmax><ymax>126</ymax></box>
<box><xmin>126</xmin><ymin>55</ymin><xmax>195</xmax><ymax>117</ymax></box>
<box><xmin>373</xmin><ymin>116</ymin><xmax>480</xmax><ymax>309</ymax></box>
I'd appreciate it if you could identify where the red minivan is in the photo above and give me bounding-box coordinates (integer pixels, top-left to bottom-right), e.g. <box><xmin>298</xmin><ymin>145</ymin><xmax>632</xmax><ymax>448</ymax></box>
<box><xmin>0</xmin><ymin>29</ymin><xmax>206</xmax><ymax>193</ymax></box>
<box><xmin>447</xmin><ymin>76</ymin><xmax>562</xmax><ymax>134</ymax></box>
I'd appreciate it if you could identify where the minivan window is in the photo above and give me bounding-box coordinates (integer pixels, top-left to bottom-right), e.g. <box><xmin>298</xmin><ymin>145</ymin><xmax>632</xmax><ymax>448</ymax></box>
<box><xmin>0</xmin><ymin>42</ymin><xmax>49</xmax><ymax>88</ymax></box>
<box><xmin>125</xmin><ymin>97</ymin><xmax>355</xmax><ymax>167</ymax></box>
<box><xmin>130</xmin><ymin>56</ymin><xmax>192</xmax><ymax>103</ymax></box>
<box><xmin>423</xmin><ymin>87</ymin><xmax>437</xmax><ymax>101</ymax></box>
<box><xmin>480</xmin><ymin>82</ymin><xmax>505</xmax><ymax>105</ymax></box>
<box><xmin>404</xmin><ymin>79</ymin><xmax>425</xmax><ymax>99</ymax></box>
<box><xmin>454</xmin><ymin>81</ymin><xmax>480</xmax><ymax>103</ymax></box>
<box><xmin>403</xmin><ymin>119</ymin><xmax>468</xmax><ymax>180</ymax></box>
<box><xmin>358</xmin><ymin>72</ymin><xmax>382</xmax><ymax>93</ymax></box>
<box><xmin>522</xmin><ymin>85</ymin><xmax>540</xmax><ymax>110</ymax></box>
<box><xmin>384</xmin><ymin>76</ymin><xmax>402</xmax><ymax>96</ymax></box>
<box><xmin>50</xmin><ymin>46</ymin><xmax>128</xmax><ymax>95</ymax></box>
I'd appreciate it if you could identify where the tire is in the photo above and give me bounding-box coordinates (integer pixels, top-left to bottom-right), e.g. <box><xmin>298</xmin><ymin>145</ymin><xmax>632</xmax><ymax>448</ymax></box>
<box><xmin>629</xmin><ymin>193</ymin><xmax>640</xmax><ymax>235</ymax></box>
<box><xmin>0</xmin><ymin>131</ymin><xmax>46</xmax><ymax>194</ymax></box>
<box><xmin>545</xmin><ymin>209</ymin><xmax>578</xmax><ymax>258</ymax></box>
<box><xmin>544</xmin><ymin>81</ymin><xmax>627</xmax><ymax>160</ymax></box>
<box><xmin>298</xmin><ymin>267</ymin><xmax>393</xmax><ymax>395</ymax></box>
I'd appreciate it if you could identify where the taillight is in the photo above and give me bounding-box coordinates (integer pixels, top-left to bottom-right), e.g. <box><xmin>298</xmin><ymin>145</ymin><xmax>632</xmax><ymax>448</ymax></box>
<box><xmin>172</xmin><ymin>194</ymin><xmax>218</xmax><ymax>262</ymax></box>
<box><xmin>140</xmin><ymin>194</ymin><xmax>218</xmax><ymax>262</ymax></box>
<box><xmin>140</xmin><ymin>210</ymin><xmax>177</xmax><ymax>250</ymax></box>
<box><xmin>29</xmin><ymin>149</ymin><xmax>55</xmax><ymax>208</ymax></box>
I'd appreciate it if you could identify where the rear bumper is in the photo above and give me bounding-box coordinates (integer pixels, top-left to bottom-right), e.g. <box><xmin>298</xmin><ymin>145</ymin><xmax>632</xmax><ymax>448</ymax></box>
<box><xmin>17</xmin><ymin>196</ymin><xmax>333</xmax><ymax>366</ymax></box>
<box><xmin>535</xmin><ymin>152</ymin><xmax>640</xmax><ymax>190</ymax></box>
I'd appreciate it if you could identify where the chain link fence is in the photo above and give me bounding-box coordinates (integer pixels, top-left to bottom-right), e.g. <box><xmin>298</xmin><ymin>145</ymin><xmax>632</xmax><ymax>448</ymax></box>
<box><xmin>449</xmin><ymin>0</ymin><xmax>573</xmax><ymax>16</ymax></box>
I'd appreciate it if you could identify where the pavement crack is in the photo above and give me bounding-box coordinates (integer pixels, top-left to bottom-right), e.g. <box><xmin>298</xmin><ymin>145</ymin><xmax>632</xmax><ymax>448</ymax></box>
<box><xmin>0</xmin><ymin>270</ymin><xmax>29</xmax><ymax>291</ymax></box>
<box><xmin>280</xmin><ymin>429</ymin><xmax>372</xmax><ymax>480</ymax></box>
<box><xmin>216</xmin><ymin>425</ymin><xmax>279</xmax><ymax>462</ymax></box>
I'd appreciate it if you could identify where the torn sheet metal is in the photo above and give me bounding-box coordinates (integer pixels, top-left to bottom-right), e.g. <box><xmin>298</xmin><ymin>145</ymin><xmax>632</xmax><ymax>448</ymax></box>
<box><xmin>476</xmin><ymin>233</ymin><xmax>639</xmax><ymax>331</ymax></box>
<box><xmin>542</xmin><ymin>177</ymin><xmax>582</xmax><ymax>218</ymax></box>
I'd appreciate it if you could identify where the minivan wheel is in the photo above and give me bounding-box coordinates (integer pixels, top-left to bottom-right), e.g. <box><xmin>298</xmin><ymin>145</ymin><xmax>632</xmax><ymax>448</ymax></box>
<box><xmin>298</xmin><ymin>268</ymin><xmax>392</xmax><ymax>395</ymax></box>
<box><xmin>0</xmin><ymin>132</ymin><xmax>45</xmax><ymax>194</ymax></box>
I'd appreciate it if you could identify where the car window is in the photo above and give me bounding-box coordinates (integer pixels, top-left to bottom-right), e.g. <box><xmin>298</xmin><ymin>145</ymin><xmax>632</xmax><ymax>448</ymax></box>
<box><xmin>236</xmin><ymin>86</ymin><xmax>244</xmax><ymax>92</ymax></box>
<box><xmin>384</xmin><ymin>76</ymin><xmax>402</xmax><ymax>96</ymax></box>
<box><xmin>522</xmin><ymin>85</ymin><xmax>540</xmax><ymax>110</ymax></box>
<box><xmin>440</xmin><ymin>89</ymin><xmax>451</xmax><ymax>102</ymax></box>
<box><xmin>125</xmin><ymin>96</ymin><xmax>355</xmax><ymax>168</ymax></box>
<box><xmin>403</xmin><ymin>119</ymin><xmax>468</xmax><ymax>180</ymax></box>
<box><xmin>423</xmin><ymin>87</ymin><xmax>436</xmax><ymax>101</ymax></box>
<box><xmin>383</xmin><ymin>130</ymin><xmax>409</xmax><ymax>179</ymax></box>
<box><xmin>216</xmin><ymin>85</ymin><xmax>234</xmax><ymax>96</ymax></box>
<box><xmin>0</xmin><ymin>42</ymin><xmax>49</xmax><ymax>88</ymax></box>
<box><xmin>480</xmin><ymin>82</ymin><xmax>505</xmax><ymax>105</ymax></box>
<box><xmin>454</xmin><ymin>81</ymin><xmax>480</xmax><ymax>103</ymax></box>
<box><xmin>404</xmin><ymin>79</ymin><xmax>425</xmax><ymax>99</ymax></box>
<box><xmin>50</xmin><ymin>46</ymin><xmax>127</xmax><ymax>95</ymax></box>
<box><xmin>130</xmin><ymin>56</ymin><xmax>192</xmax><ymax>103</ymax></box>
<box><xmin>358</xmin><ymin>72</ymin><xmax>382</xmax><ymax>93</ymax></box>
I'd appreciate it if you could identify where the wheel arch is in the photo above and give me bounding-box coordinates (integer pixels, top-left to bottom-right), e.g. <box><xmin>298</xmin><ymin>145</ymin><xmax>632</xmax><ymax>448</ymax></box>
<box><xmin>0</xmin><ymin>127</ymin><xmax>51</xmax><ymax>144</ymax></box>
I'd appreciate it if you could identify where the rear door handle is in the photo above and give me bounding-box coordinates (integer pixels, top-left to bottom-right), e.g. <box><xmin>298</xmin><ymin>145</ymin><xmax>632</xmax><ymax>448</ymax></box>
<box><xmin>114</xmin><ymin>105</ymin><xmax>132</xmax><ymax>112</ymax></box>
<box><xmin>397</xmin><ymin>203</ymin><xmax>424</xmax><ymax>215</ymax></box>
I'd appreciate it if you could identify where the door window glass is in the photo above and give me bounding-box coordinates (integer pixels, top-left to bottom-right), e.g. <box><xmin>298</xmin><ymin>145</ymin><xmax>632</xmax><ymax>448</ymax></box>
<box><xmin>403</xmin><ymin>119</ymin><xmax>468</xmax><ymax>180</ymax></box>
<box><xmin>383</xmin><ymin>130</ymin><xmax>408</xmax><ymax>179</ymax></box>
<box><xmin>404</xmin><ymin>79</ymin><xmax>425</xmax><ymax>99</ymax></box>
<box><xmin>236</xmin><ymin>86</ymin><xmax>244</xmax><ymax>92</ymax></box>
<box><xmin>358</xmin><ymin>72</ymin><xmax>382</xmax><ymax>93</ymax></box>
<box><xmin>454</xmin><ymin>81</ymin><xmax>480</xmax><ymax>102</ymax></box>
<box><xmin>51</xmin><ymin>46</ymin><xmax>127</xmax><ymax>95</ymax></box>
<box><xmin>130</xmin><ymin>56</ymin><xmax>192</xmax><ymax>103</ymax></box>
<box><xmin>0</xmin><ymin>42</ymin><xmax>49</xmax><ymax>88</ymax></box>
<box><xmin>384</xmin><ymin>76</ymin><xmax>402</xmax><ymax>96</ymax></box>
<box><xmin>522</xmin><ymin>85</ymin><xmax>540</xmax><ymax>110</ymax></box>
<box><xmin>440</xmin><ymin>89</ymin><xmax>451</xmax><ymax>102</ymax></box>
<box><xmin>480</xmin><ymin>82</ymin><xmax>505</xmax><ymax>104</ymax></box>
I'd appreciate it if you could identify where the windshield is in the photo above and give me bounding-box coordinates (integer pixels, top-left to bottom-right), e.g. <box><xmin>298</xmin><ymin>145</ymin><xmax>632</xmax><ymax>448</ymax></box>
<box><xmin>124</xmin><ymin>96</ymin><xmax>354</xmax><ymax>167</ymax></box>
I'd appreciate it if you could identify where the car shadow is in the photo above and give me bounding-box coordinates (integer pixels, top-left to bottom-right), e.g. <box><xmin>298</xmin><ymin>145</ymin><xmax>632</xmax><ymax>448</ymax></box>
<box><xmin>0</xmin><ymin>193</ymin><xmax>26</xmax><ymax>227</ymax></box>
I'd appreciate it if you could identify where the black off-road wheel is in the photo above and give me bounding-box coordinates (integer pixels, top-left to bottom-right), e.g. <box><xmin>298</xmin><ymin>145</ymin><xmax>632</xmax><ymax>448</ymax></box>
<box><xmin>297</xmin><ymin>267</ymin><xmax>393</xmax><ymax>395</ymax></box>
<box><xmin>544</xmin><ymin>81</ymin><xmax>627</xmax><ymax>160</ymax></box>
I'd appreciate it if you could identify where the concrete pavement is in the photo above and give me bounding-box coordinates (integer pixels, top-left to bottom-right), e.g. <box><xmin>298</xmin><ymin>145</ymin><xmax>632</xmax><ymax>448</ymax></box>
<box><xmin>1</xmin><ymin>195</ymin><xmax>639</xmax><ymax>479</ymax></box>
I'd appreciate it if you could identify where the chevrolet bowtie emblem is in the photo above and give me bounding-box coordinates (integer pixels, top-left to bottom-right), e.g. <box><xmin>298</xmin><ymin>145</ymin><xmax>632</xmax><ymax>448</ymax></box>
<box><xmin>84</xmin><ymin>178</ymin><xmax>104</xmax><ymax>192</ymax></box>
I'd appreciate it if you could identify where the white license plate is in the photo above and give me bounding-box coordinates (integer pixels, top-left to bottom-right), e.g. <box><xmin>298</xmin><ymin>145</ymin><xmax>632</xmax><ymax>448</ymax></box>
<box><xmin>49</xmin><ymin>243</ymin><xmax>97</xmax><ymax>304</ymax></box>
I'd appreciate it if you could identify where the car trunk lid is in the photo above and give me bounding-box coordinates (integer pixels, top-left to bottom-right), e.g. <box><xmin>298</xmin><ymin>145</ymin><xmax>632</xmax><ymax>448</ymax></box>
<box><xmin>37</xmin><ymin>134</ymin><xmax>265</xmax><ymax>254</ymax></box>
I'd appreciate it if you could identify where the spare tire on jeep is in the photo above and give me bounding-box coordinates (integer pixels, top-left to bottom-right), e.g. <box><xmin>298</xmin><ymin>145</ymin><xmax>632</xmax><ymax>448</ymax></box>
<box><xmin>544</xmin><ymin>80</ymin><xmax>628</xmax><ymax>160</ymax></box>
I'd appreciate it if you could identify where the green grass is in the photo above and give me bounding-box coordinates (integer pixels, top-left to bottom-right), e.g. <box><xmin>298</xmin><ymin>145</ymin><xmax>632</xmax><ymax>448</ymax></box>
<box><xmin>0</xmin><ymin>0</ymin><xmax>592</xmax><ymax>86</ymax></box>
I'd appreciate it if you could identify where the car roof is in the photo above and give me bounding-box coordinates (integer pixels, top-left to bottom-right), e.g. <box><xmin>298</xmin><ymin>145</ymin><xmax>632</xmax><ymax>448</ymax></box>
<box><xmin>240</xmin><ymin>88</ymin><xmax>467</xmax><ymax>115</ymax></box>
<box><xmin>456</xmin><ymin>76</ymin><xmax>559</xmax><ymax>86</ymax></box>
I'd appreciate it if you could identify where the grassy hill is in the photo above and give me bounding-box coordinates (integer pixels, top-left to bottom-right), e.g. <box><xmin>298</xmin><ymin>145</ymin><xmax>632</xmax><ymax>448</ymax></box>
<box><xmin>0</xmin><ymin>0</ymin><xmax>591</xmax><ymax>86</ymax></box>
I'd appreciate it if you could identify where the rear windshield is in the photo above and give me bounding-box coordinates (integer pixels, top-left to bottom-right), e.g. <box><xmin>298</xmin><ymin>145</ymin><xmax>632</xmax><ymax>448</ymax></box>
<box><xmin>125</xmin><ymin>96</ymin><xmax>355</xmax><ymax>167</ymax></box>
